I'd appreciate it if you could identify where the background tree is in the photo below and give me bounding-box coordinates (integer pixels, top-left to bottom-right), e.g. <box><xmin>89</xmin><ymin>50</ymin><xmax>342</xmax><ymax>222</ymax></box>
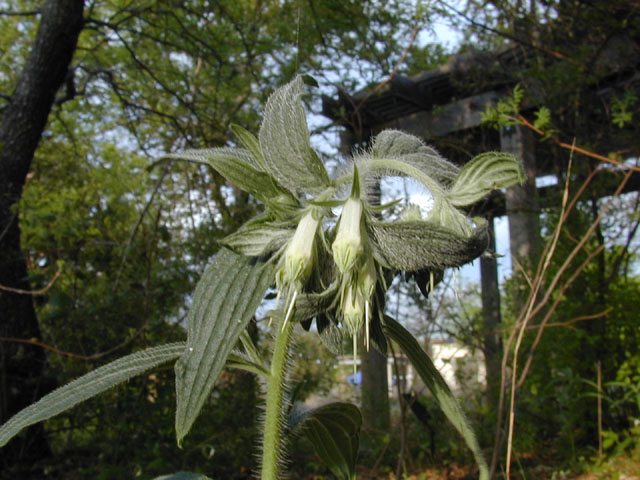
<box><xmin>0</xmin><ymin>0</ymin><xmax>84</xmax><ymax>475</ymax></box>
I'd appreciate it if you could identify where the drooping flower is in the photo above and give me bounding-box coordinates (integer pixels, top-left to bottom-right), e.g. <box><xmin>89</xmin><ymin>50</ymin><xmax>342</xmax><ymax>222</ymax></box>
<box><xmin>332</xmin><ymin>196</ymin><xmax>364</xmax><ymax>274</ymax></box>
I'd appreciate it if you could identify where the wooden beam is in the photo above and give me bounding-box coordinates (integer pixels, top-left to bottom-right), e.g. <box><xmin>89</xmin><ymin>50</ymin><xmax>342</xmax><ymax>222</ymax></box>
<box><xmin>376</xmin><ymin>91</ymin><xmax>502</xmax><ymax>137</ymax></box>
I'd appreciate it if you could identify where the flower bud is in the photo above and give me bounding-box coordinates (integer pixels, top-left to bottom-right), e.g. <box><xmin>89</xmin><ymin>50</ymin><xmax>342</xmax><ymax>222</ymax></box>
<box><xmin>342</xmin><ymin>285</ymin><xmax>365</xmax><ymax>337</ymax></box>
<box><xmin>332</xmin><ymin>197</ymin><xmax>364</xmax><ymax>274</ymax></box>
<box><xmin>358</xmin><ymin>257</ymin><xmax>376</xmax><ymax>301</ymax></box>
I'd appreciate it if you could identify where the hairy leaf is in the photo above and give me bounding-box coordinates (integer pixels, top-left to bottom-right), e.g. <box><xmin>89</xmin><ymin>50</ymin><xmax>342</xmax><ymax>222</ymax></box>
<box><xmin>289</xmin><ymin>402</ymin><xmax>361</xmax><ymax>480</ymax></box>
<box><xmin>259</xmin><ymin>75</ymin><xmax>330</xmax><ymax>195</ymax></box>
<box><xmin>174</xmin><ymin>248</ymin><xmax>274</xmax><ymax>446</ymax></box>
<box><xmin>0</xmin><ymin>343</ymin><xmax>185</xmax><ymax>447</ymax></box>
<box><xmin>230</xmin><ymin>124</ymin><xmax>266</xmax><ymax>170</ymax></box>
<box><xmin>370</xmin><ymin>129</ymin><xmax>459</xmax><ymax>185</ymax></box>
<box><xmin>368</xmin><ymin>219</ymin><xmax>487</xmax><ymax>271</ymax></box>
<box><xmin>161</xmin><ymin>148</ymin><xmax>281</xmax><ymax>202</ymax></box>
<box><xmin>448</xmin><ymin>152</ymin><xmax>524</xmax><ymax>206</ymax></box>
<box><xmin>221</xmin><ymin>217</ymin><xmax>292</xmax><ymax>257</ymax></box>
<box><xmin>226</xmin><ymin>352</ymin><xmax>269</xmax><ymax>377</ymax></box>
<box><xmin>383</xmin><ymin>317</ymin><xmax>489</xmax><ymax>480</ymax></box>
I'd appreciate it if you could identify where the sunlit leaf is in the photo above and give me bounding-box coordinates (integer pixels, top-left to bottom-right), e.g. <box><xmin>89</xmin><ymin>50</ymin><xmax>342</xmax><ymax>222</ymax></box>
<box><xmin>160</xmin><ymin>148</ymin><xmax>281</xmax><ymax>202</ymax></box>
<box><xmin>448</xmin><ymin>152</ymin><xmax>524</xmax><ymax>207</ymax></box>
<box><xmin>230</xmin><ymin>124</ymin><xmax>266</xmax><ymax>170</ymax></box>
<box><xmin>383</xmin><ymin>316</ymin><xmax>489</xmax><ymax>480</ymax></box>
<box><xmin>0</xmin><ymin>343</ymin><xmax>185</xmax><ymax>447</ymax></box>
<box><xmin>289</xmin><ymin>402</ymin><xmax>361</xmax><ymax>480</ymax></box>
<box><xmin>174</xmin><ymin>248</ymin><xmax>274</xmax><ymax>446</ymax></box>
<box><xmin>259</xmin><ymin>75</ymin><xmax>330</xmax><ymax>195</ymax></box>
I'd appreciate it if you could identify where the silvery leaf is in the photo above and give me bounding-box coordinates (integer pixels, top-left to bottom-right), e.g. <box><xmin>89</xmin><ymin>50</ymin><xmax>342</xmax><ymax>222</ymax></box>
<box><xmin>0</xmin><ymin>343</ymin><xmax>185</xmax><ymax>447</ymax></box>
<box><xmin>370</xmin><ymin>130</ymin><xmax>459</xmax><ymax>185</ymax></box>
<box><xmin>259</xmin><ymin>76</ymin><xmax>330</xmax><ymax>195</ymax></box>
<box><xmin>221</xmin><ymin>217</ymin><xmax>292</xmax><ymax>257</ymax></box>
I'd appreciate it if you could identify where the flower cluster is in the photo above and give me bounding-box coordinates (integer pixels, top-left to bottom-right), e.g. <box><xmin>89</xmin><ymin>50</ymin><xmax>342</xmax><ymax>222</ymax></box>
<box><xmin>165</xmin><ymin>75</ymin><xmax>525</xmax><ymax>358</ymax></box>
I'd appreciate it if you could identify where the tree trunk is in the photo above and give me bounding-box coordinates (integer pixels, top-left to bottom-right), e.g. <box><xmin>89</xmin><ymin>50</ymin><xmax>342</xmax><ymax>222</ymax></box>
<box><xmin>0</xmin><ymin>0</ymin><xmax>84</xmax><ymax>475</ymax></box>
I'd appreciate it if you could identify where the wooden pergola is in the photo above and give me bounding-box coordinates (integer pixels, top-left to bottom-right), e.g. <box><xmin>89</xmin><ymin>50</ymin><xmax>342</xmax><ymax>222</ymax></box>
<box><xmin>321</xmin><ymin>41</ymin><xmax>640</xmax><ymax>414</ymax></box>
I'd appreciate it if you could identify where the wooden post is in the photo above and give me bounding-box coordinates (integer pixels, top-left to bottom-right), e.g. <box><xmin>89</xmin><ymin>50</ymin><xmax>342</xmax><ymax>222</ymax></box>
<box><xmin>480</xmin><ymin>216</ymin><xmax>502</xmax><ymax>407</ymax></box>
<box><xmin>361</xmin><ymin>345</ymin><xmax>391</xmax><ymax>433</ymax></box>
<box><xmin>500</xmin><ymin>124</ymin><xmax>541</xmax><ymax>304</ymax></box>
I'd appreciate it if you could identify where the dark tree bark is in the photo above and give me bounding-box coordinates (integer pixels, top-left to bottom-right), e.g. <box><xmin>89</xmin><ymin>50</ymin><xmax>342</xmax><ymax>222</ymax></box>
<box><xmin>0</xmin><ymin>0</ymin><xmax>84</xmax><ymax>475</ymax></box>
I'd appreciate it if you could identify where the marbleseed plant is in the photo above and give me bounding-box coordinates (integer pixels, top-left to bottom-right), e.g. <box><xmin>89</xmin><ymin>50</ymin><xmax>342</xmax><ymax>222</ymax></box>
<box><xmin>0</xmin><ymin>76</ymin><xmax>524</xmax><ymax>480</ymax></box>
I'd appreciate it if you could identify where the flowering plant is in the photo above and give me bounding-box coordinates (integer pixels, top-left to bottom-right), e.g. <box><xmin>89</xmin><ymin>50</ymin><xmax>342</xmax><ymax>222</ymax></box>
<box><xmin>0</xmin><ymin>75</ymin><xmax>524</xmax><ymax>480</ymax></box>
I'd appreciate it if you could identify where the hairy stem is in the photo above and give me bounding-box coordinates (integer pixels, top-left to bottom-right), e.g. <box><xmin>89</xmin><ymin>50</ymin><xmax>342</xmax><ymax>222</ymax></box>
<box><xmin>261</xmin><ymin>316</ymin><xmax>295</xmax><ymax>480</ymax></box>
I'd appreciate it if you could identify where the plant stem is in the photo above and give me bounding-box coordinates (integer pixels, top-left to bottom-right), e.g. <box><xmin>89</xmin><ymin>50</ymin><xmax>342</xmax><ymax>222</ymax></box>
<box><xmin>261</xmin><ymin>316</ymin><xmax>295</xmax><ymax>480</ymax></box>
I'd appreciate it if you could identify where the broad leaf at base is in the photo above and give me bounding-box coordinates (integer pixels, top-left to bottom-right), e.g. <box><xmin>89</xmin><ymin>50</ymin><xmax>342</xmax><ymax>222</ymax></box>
<box><xmin>174</xmin><ymin>248</ymin><xmax>274</xmax><ymax>446</ymax></box>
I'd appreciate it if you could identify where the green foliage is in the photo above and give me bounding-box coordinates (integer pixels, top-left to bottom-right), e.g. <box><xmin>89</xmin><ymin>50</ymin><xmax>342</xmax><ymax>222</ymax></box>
<box><xmin>0</xmin><ymin>343</ymin><xmax>185</xmax><ymax>447</ymax></box>
<box><xmin>481</xmin><ymin>84</ymin><xmax>524</xmax><ymax>128</ymax></box>
<box><xmin>611</xmin><ymin>89</ymin><xmax>638</xmax><ymax>128</ymax></box>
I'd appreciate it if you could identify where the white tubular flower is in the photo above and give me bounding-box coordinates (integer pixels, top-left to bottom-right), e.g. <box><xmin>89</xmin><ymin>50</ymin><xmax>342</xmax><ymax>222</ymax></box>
<box><xmin>332</xmin><ymin>196</ymin><xmax>364</xmax><ymax>274</ymax></box>
<box><xmin>278</xmin><ymin>210</ymin><xmax>320</xmax><ymax>291</ymax></box>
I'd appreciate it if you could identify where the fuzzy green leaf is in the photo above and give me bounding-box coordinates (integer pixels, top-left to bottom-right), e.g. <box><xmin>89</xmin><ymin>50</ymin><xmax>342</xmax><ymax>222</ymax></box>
<box><xmin>383</xmin><ymin>317</ymin><xmax>489</xmax><ymax>480</ymax></box>
<box><xmin>230</xmin><ymin>124</ymin><xmax>266</xmax><ymax>170</ymax></box>
<box><xmin>368</xmin><ymin>219</ymin><xmax>487</xmax><ymax>271</ymax></box>
<box><xmin>226</xmin><ymin>352</ymin><xmax>269</xmax><ymax>377</ymax></box>
<box><xmin>259</xmin><ymin>75</ymin><xmax>330</xmax><ymax>195</ymax></box>
<box><xmin>0</xmin><ymin>343</ymin><xmax>185</xmax><ymax>447</ymax></box>
<box><xmin>220</xmin><ymin>217</ymin><xmax>292</xmax><ymax>257</ymax></box>
<box><xmin>161</xmin><ymin>148</ymin><xmax>281</xmax><ymax>202</ymax></box>
<box><xmin>174</xmin><ymin>248</ymin><xmax>274</xmax><ymax>446</ymax></box>
<box><xmin>290</xmin><ymin>402</ymin><xmax>361</xmax><ymax>480</ymax></box>
<box><xmin>448</xmin><ymin>152</ymin><xmax>524</xmax><ymax>206</ymax></box>
<box><xmin>370</xmin><ymin>130</ymin><xmax>459</xmax><ymax>185</ymax></box>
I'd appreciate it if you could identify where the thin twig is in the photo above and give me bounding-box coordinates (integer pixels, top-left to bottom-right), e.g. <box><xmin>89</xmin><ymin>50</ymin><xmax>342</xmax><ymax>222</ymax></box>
<box><xmin>516</xmin><ymin>114</ymin><xmax>640</xmax><ymax>172</ymax></box>
<box><xmin>113</xmin><ymin>168</ymin><xmax>168</xmax><ymax>292</ymax></box>
<box><xmin>0</xmin><ymin>337</ymin><xmax>95</xmax><ymax>360</ymax></box>
<box><xmin>0</xmin><ymin>267</ymin><xmax>62</xmax><ymax>295</ymax></box>
<box><xmin>496</xmin><ymin>307</ymin><xmax>612</xmax><ymax>333</ymax></box>
<box><xmin>358</xmin><ymin>25</ymin><xmax>420</xmax><ymax>108</ymax></box>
